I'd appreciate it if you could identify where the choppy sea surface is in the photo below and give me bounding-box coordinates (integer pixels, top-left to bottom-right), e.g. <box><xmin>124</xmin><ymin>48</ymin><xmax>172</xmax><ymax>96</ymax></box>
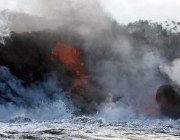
<box><xmin>0</xmin><ymin>115</ymin><xmax>180</xmax><ymax>140</ymax></box>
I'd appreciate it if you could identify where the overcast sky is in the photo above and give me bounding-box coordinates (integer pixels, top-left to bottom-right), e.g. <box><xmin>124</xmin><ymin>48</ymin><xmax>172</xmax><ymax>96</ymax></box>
<box><xmin>0</xmin><ymin>0</ymin><xmax>180</xmax><ymax>24</ymax></box>
<box><xmin>100</xmin><ymin>0</ymin><xmax>180</xmax><ymax>24</ymax></box>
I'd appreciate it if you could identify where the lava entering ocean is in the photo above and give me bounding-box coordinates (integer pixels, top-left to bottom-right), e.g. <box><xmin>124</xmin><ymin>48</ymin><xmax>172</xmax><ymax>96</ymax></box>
<box><xmin>1</xmin><ymin>16</ymin><xmax>180</xmax><ymax>118</ymax></box>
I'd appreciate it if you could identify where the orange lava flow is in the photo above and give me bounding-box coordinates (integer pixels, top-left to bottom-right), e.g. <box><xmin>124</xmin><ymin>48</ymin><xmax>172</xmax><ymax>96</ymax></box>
<box><xmin>52</xmin><ymin>42</ymin><xmax>105</xmax><ymax>101</ymax></box>
<box><xmin>52</xmin><ymin>42</ymin><xmax>84</xmax><ymax>76</ymax></box>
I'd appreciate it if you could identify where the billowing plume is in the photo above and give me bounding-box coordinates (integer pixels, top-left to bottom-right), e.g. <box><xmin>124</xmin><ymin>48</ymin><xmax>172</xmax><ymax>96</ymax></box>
<box><xmin>0</xmin><ymin>10</ymin><xmax>11</xmax><ymax>44</ymax></box>
<box><xmin>160</xmin><ymin>59</ymin><xmax>180</xmax><ymax>85</ymax></box>
<box><xmin>0</xmin><ymin>0</ymin><xmax>110</xmax><ymax>35</ymax></box>
<box><xmin>0</xmin><ymin>0</ymin><xmax>180</xmax><ymax>119</ymax></box>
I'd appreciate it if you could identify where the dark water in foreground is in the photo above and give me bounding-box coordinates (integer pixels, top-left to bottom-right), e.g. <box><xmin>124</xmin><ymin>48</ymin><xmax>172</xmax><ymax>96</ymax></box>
<box><xmin>0</xmin><ymin>116</ymin><xmax>180</xmax><ymax>140</ymax></box>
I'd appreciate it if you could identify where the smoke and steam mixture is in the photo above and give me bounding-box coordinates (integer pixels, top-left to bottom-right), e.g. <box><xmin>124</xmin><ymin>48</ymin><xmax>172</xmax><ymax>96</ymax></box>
<box><xmin>0</xmin><ymin>0</ymin><xmax>180</xmax><ymax>139</ymax></box>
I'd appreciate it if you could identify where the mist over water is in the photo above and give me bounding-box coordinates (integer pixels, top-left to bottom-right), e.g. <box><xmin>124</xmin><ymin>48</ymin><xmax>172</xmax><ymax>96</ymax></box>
<box><xmin>0</xmin><ymin>66</ymin><xmax>74</xmax><ymax>121</ymax></box>
<box><xmin>0</xmin><ymin>0</ymin><xmax>180</xmax><ymax>124</ymax></box>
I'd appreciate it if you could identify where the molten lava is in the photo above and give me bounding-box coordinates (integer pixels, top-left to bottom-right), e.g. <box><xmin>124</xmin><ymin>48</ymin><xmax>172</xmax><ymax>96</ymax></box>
<box><xmin>52</xmin><ymin>42</ymin><xmax>106</xmax><ymax>102</ymax></box>
<box><xmin>52</xmin><ymin>42</ymin><xmax>84</xmax><ymax>76</ymax></box>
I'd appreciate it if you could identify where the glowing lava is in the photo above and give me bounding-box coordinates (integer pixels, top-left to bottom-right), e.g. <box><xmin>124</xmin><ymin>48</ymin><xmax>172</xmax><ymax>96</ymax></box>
<box><xmin>52</xmin><ymin>42</ymin><xmax>106</xmax><ymax>102</ymax></box>
<box><xmin>52</xmin><ymin>42</ymin><xmax>84</xmax><ymax>76</ymax></box>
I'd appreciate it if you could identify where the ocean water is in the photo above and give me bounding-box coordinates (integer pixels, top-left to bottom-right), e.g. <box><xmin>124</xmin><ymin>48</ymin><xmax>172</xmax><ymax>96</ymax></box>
<box><xmin>0</xmin><ymin>116</ymin><xmax>180</xmax><ymax>139</ymax></box>
<box><xmin>0</xmin><ymin>99</ymin><xmax>179</xmax><ymax>140</ymax></box>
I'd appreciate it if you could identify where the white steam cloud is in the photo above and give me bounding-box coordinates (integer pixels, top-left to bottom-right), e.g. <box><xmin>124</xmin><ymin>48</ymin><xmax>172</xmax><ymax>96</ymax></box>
<box><xmin>0</xmin><ymin>10</ymin><xmax>11</xmax><ymax>44</ymax></box>
<box><xmin>160</xmin><ymin>59</ymin><xmax>180</xmax><ymax>85</ymax></box>
<box><xmin>0</xmin><ymin>66</ymin><xmax>74</xmax><ymax>121</ymax></box>
<box><xmin>0</xmin><ymin>0</ymin><xmax>111</xmax><ymax>34</ymax></box>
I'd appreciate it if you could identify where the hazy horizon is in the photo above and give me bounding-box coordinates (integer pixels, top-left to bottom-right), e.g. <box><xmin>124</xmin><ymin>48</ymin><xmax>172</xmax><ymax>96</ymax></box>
<box><xmin>0</xmin><ymin>0</ymin><xmax>180</xmax><ymax>25</ymax></box>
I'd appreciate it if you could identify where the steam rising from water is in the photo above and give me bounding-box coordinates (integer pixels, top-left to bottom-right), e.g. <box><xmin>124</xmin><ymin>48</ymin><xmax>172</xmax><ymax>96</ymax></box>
<box><xmin>160</xmin><ymin>59</ymin><xmax>180</xmax><ymax>85</ymax></box>
<box><xmin>0</xmin><ymin>0</ymin><xmax>179</xmax><ymax>121</ymax></box>
<box><xmin>0</xmin><ymin>66</ymin><xmax>75</xmax><ymax>120</ymax></box>
<box><xmin>0</xmin><ymin>11</ymin><xmax>11</xmax><ymax>44</ymax></box>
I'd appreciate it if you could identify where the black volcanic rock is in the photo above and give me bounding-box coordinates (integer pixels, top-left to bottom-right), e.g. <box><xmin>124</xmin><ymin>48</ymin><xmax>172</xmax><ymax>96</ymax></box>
<box><xmin>156</xmin><ymin>85</ymin><xmax>180</xmax><ymax>119</ymax></box>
